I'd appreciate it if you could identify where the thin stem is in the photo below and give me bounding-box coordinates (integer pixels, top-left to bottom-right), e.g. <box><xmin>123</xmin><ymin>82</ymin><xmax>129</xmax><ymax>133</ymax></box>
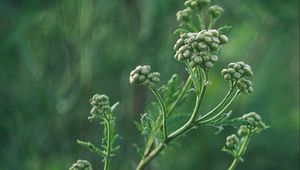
<box><xmin>196</xmin><ymin>12</ymin><xmax>205</xmax><ymax>30</ymax></box>
<box><xmin>228</xmin><ymin>158</ymin><xmax>238</xmax><ymax>170</ymax></box>
<box><xmin>168</xmin><ymin>75</ymin><xmax>192</xmax><ymax>115</ymax></box>
<box><xmin>136</xmin><ymin>69</ymin><xmax>208</xmax><ymax>170</ymax></box>
<box><xmin>197</xmin><ymin>90</ymin><xmax>240</xmax><ymax>124</ymax></box>
<box><xmin>136</xmin><ymin>143</ymin><xmax>165</xmax><ymax>170</ymax></box>
<box><xmin>228</xmin><ymin>131</ymin><xmax>252</xmax><ymax>170</ymax></box>
<box><xmin>186</xmin><ymin>22</ymin><xmax>198</xmax><ymax>32</ymax></box>
<box><xmin>142</xmin><ymin>75</ymin><xmax>192</xmax><ymax>158</ymax></box>
<box><xmin>198</xmin><ymin>81</ymin><xmax>237</xmax><ymax>121</ymax></box>
<box><xmin>184</xmin><ymin>62</ymin><xmax>200</xmax><ymax>92</ymax></box>
<box><xmin>104</xmin><ymin>118</ymin><xmax>111</xmax><ymax>170</ymax></box>
<box><xmin>168</xmin><ymin>70</ymin><xmax>208</xmax><ymax>140</ymax></box>
<box><xmin>198</xmin><ymin>88</ymin><xmax>234</xmax><ymax>121</ymax></box>
<box><xmin>149</xmin><ymin>87</ymin><xmax>168</xmax><ymax>140</ymax></box>
<box><xmin>208</xmin><ymin>16</ymin><xmax>216</xmax><ymax>29</ymax></box>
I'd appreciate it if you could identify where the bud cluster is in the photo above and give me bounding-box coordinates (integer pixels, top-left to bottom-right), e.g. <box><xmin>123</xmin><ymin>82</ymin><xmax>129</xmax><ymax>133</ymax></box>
<box><xmin>90</xmin><ymin>94</ymin><xmax>111</xmax><ymax>116</ymax></box>
<box><xmin>129</xmin><ymin>65</ymin><xmax>160</xmax><ymax>87</ymax></box>
<box><xmin>69</xmin><ymin>160</ymin><xmax>92</xmax><ymax>170</ymax></box>
<box><xmin>236</xmin><ymin>78</ymin><xmax>253</xmax><ymax>94</ymax></box>
<box><xmin>174</xmin><ymin>30</ymin><xmax>228</xmax><ymax>69</ymax></box>
<box><xmin>208</xmin><ymin>5</ymin><xmax>224</xmax><ymax>19</ymax></box>
<box><xmin>221</xmin><ymin>62</ymin><xmax>254</xmax><ymax>93</ymax></box>
<box><xmin>242</xmin><ymin>112</ymin><xmax>267</xmax><ymax>130</ymax></box>
<box><xmin>184</xmin><ymin>0</ymin><xmax>211</xmax><ymax>11</ymax></box>
<box><xmin>221</xmin><ymin>62</ymin><xmax>253</xmax><ymax>80</ymax></box>
<box><xmin>237</xmin><ymin>125</ymin><xmax>249</xmax><ymax>136</ymax></box>
<box><xmin>176</xmin><ymin>8</ymin><xmax>192</xmax><ymax>23</ymax></box>
<box><xmin>226</xmin><ymin>134</ymin><xmax>239</xmax><ymax>147</ymax></box>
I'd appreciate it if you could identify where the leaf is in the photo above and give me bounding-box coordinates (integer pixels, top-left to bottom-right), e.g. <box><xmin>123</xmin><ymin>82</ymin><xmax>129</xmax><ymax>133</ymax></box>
<box><xmin>111</xmin><ymin>102</ymin><xmax>119</xmax><ymax>112</ymax></box>
<box><xmin>222</xmin><ymin>147</ymin><xmax>234</xmax><ymax>156</ymax></box>
<box><xmin>218</xmin><ymin>25</ymin><xmax>232</xmax><ymax>34</ymax></box>
<box><xmin>77</xmin><ymin>139</ymin><xmax>107</xmax><ymax>158</ymax></box>
<box><xmin>174</xmin><ymin>28</ymin><xmax>189</xmax><ymax>34</ymax></box>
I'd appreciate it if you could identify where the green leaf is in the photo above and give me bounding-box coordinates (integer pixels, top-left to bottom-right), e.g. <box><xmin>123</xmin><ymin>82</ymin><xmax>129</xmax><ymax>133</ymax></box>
<box><xmin>218</xmin><ymin>25</ymin><xmax>232</xmax><ymax>34</ymax></box>
<box><xmin>111</xmin><ymin>102</ymin><xmax>119</xmax><ymax>112</ymax></box>
<box><xmin>77</xmin><ymin>139</ymin><xmax>107</xmax><ymax>158</ymax></box>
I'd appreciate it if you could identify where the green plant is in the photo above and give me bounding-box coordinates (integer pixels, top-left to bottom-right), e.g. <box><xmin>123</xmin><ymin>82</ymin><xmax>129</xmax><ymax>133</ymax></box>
<box><xmin>70</xmin><ymin>94</ymin><xmax>119</xmax><ymax>170</ymax></box>
<box><xmin>70</xmin><ymin>0</ymin><xmax>268</xmax><ymax>169</ymax></box>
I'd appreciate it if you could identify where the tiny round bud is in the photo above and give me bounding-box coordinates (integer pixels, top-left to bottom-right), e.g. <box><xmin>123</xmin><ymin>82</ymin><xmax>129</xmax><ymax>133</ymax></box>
<box><xmin>204</xmin><ymin>36</ymin><xmax>212</xmax><ymax>44</ymax></box>
<box><xmin>208</xmin><ymin>5</ymin><xmax>224</xmax><ymax>19</ymax></box>
<box><xmin>210</xmin><ymin>43</ymin><xmax>219</xmax><ymax>50</ymax></box>
<box><xmin>205</xmin><ymin>61</ymin><xmax>213</xmax><ymax>68</ymax></box>
<box><xmin>238</xmin><ymin>125</ymin><xmax>249</xmax><ymax>136</ymax></box>
<box><xmin>224</xmin><ymin>74</ymin><xmax>231</xmax><ymax>80</ymax></box>
<box><xmin>209</xmin><ymin>29</ymin><xmax>220</xmax><ymax>37</ymax></box>
<box><xmin>210</xmin><ymin>55</ymin><xmax>218</xmax><ymax>62</ymax></box>
<box><xmin>219</xmin><ymin>34</ymin><xmax>229</xmax><ymax>44</ymax></box>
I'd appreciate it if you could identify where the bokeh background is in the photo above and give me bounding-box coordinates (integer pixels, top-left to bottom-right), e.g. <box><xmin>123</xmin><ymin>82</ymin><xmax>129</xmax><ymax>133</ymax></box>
<box><xmin>0</xmin><ymin>0</ymin><xmax>299</xmax><ymax>169</ymax></box>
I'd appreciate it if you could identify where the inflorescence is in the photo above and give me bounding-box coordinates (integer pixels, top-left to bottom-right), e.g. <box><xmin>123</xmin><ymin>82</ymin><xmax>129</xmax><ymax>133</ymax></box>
<box><xmin>223</xmin><ymin>112</ymin><xmax>267</xmax><ymax>162</ymax></box>
<box><xmin>129</xmin><ymin>65</ymin><xmax>160</xmax><ymax>88</ymax></box>
<box><xmin>221</xmin><ymin>62</ymin><xmax>254</xmax><ymax>94</ymax></box>
<box><xmin>69</xmin><ymin>160</ymin><xmax>93</xmax><ymax>170</ymax></box>
<box><xmin>89</xmin><ymin>94</ymin><xmax>111</xmax><ymax>119</ymax></box>
<box><xmin>174</xmin><ymin>30</ymin><xmax>228</xmax><ymax>69</ymax></box>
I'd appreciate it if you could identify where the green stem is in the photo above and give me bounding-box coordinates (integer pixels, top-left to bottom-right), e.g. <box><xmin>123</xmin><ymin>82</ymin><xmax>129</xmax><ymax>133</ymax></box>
<box><xmin>198</xmin><ymin>88</ymin><xmax>234</xmax><ymax>121</ymax></box>
<box><xmin>228</xmin><ymin>158</ymin><xmax>238</xmax><ymax>170</ymax></box>
<box><xmin>142</xmin><ymin>75</ymin><xmax>192</xmax><ymax>158</ymax></box>
<box><xmin>104</xmin><ymin>118</ymin><xmax>111</xmax><ymax>170</ymax></box>
<box><xmin>197</xmin><ymin>90</ymin><xmax>240</xmax><ymax>124</ymax></box>
<box><xmin>228</xmin><ymin>131</ymin><xmax>252</xmax><ymax>170</ymax></box>
<box><xmin>136</xmin><ymin>70</ymin><xmax>208</xmax><ymax>170</ymax></box>
<box><xmin>208</xmin><ymin>16</ymin><xmax>216</xmax><ymax>29</ymax></box>
<box><xmin>196</xmin><ymin>12</ymin><xmax>205</xmax><ymax>30</ymax></box>
<box><xmin>168</xmin><ymin>70</ymin><xmax>207</xmax><ymax>141</ymax></box>
<box><xmin>184</xmin><ymin>62</ymin><xmax>200</xmax><ymax>92</ymax></box>
<box><xmin>168</xmin><ymin>75</ymin><xmax>192</xmax><ymax>115</ymax></box>
<box><xmin>186</xmin><ymin>22</ymin><xmax>198</xmax><ymax>32</ymax></box>
<box><xmin>149</xmin><ymin>87</ymin><xmax>168</xmax><ymax>140</ymax></box>
<box><xmin>136</xmin><ymin>143</ymin><xmax>165</xmax><ymax>170</ymax></box>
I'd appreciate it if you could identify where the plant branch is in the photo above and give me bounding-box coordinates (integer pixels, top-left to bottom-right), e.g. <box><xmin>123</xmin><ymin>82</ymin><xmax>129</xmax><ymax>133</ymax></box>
<box><xmin>228</xmin><ymin>131</ymin><xmax>252</xmax><ymax>170</ymax></box>
<box><xmin>149</xmin><ymin>87</ymin><xmax>168</xmax><ymax>140</ymax></box>
<box><xmin>197</xmin><ymin>90</ymin><xmax>240</xmax><ymax>124</ymax></box>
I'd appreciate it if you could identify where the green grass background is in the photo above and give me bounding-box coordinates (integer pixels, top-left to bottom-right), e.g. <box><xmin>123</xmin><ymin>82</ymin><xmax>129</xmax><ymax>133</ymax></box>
<box><xmin>0</xmin><ymin>0</ymin><xmax>299</xmax><ymax>169</ymax></box>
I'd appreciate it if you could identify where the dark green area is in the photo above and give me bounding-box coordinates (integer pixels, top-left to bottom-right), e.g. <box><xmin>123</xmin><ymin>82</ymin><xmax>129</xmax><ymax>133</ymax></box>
<box><xmin>0</xmin><ymin>0</ymin><xmax>298</xmax><ymax>169</ymax></box>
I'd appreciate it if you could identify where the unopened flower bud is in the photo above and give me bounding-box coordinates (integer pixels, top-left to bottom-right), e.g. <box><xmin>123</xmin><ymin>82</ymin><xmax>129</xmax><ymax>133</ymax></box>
<box><xmin>219</xmin><ymin>34</ymin><xmax>229</xmax><ymax>44</ymax></box>
<box><xmin>69</xmin><ymin>160</ymin><xmax>92</xmax><ymax>170</ymax></box>
<box><xmin>208</xmin><ymin>5</ymin><xmax>224</xmax><ymax>19</ymax></box>
<box><xmin>129</xmin><ymin>65</ymin><xmax>160</xmax><ymax>87</ymax></box>
<box><xmin>226</xmin><ymin>134</ymin><xmax>239</xmax><ymax>147</ymax></box>
<box><xmin>238</xmin><ymin>125</ymin><xmax>249</xmax><ymax>136</ymax></box>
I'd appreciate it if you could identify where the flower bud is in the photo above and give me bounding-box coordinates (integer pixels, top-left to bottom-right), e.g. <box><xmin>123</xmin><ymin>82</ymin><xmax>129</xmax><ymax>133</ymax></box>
<box><xmin>226</xmin><ymin>134</ymin><xmax>239</xmax><ymax>147</ymax></box>
<box><xmin>89</xmin><ymin>94</ymin><xmax>111</xmax><ymax>116</ymax></box>
<box><xmin>237</xmin><ymin>79</ymin><xmax>253</xmax><ymax>94</ymax></box>
<box><xmin>219</xmin><ymin>34</ymin><xmax>229</xmax><ymax>44</ymax></box>
<box><xmin>208</xmin><ymin>5</ymin><xmax>224</xmax><ymax>19</ymax></box>
<box><xmin>129</xmin><ymin>65</ymin><xmax>160</xmax><ymax>87</ymax></box>
<box><xmin>222</xmin><ymin>62</ymin><xmax>254</xmax><ymax>82</ymax></box>
<box><xmin>176</xmin><ymin>8</ymin><xmax>192</xmax><ymax>23</ymax></box>
<box><xmin>69</xmin><ymin>160</ymin><xmax>92</xmax><ymax>170</ymax></box>
<box><xmin>242</xmin><ymin>112</ymin><xmax>267</xmax><ymax>130</ymax></box>
<box><xmin>238</xmin><ymin>125</ymin><xmax>249</xmax><ymax>136</ymax></box>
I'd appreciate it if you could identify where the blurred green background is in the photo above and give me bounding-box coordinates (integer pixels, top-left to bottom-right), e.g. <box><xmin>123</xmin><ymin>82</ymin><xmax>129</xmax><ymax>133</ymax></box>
<box><xmin>0</xmin><ymin>0</ymin><xmax>299</xmax><ymax>169</ymax></box>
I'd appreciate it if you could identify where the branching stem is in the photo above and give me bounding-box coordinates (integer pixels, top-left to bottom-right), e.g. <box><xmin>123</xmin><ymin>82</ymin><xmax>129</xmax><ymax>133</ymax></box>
<box><xmin>149</xmin><ymin>87</ymin><xmax>168</xmax><ymax>140</ymax></box>
<box><xmin>228</xmin><ymin>131</ymin><xmax>252</xmax><ymax>170</ymax></box>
